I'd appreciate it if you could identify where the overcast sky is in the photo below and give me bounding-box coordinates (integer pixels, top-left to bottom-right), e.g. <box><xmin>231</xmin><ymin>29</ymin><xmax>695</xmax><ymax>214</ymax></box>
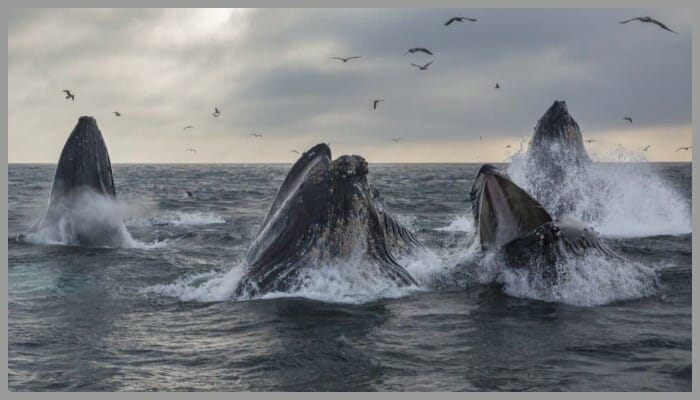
<box><xmin>8</xmin><ymin>8</ymin><xmax>692</xmax><ymax>163</ymax></box>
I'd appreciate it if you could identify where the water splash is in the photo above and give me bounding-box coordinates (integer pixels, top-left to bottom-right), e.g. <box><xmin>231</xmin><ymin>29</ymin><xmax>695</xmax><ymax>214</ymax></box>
<box><xmin>22</xmin><ymin>190</ymin><xmax>165</xmax><ymax>249</ymax></box>
<box><xmin>473</xmin><ymin>252</ymin><xmax>659</xmax><ymax>307</ymax></box>
<box><xmin>507</xmin><ymin>149</ymin><xmax>691</xmax><ymax>237</ymax></box>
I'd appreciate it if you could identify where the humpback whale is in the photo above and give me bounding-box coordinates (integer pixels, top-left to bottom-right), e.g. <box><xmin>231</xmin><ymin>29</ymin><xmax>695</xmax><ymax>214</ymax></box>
<box><xmin>470</xmin><ymin>164</ymin><xmax>619</xmax><ymax>283</ymax></box>
<box><xmin>26</xmin><ymin>116</ymin><xmax>127</xmax><ymax>247</ymax></box>
<box><xmin>523</xmin><ymin>100</ymin><xmax>593</xmax><ymax>216</ymax></box>
<box><xmin>234</xmin><ymin>143</ymin><xmax>420</xmax><ymax>298</ymax></box>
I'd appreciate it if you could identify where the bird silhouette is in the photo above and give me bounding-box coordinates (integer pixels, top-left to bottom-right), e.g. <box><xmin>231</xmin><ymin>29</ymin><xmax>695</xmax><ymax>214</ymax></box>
<box><xmin>494</xmin><ymin>83</ymin><xmax>500</xmax><ymax>89</ymax></box>
<box><xmin>444</xmin><ymin>16</ymin><xmax>477</xmax><ymax>26</ymax></box>
<box><xmin>619</xmin><ymin>16</ymin><xmax>676</xmax><ymax>33</ymax></box>
<box><xmin>410</xmin><ymin>61</ymin><xmax>433</xmax><ymax>71</ymax></box>
<box><xmin>585</xmin><ymin>139</ymin><xmax>598</xmax><ymax>143</ymax></box>
<box><xmin>404</xmin><ymin>47</ymin><xmax>433</xmax><ymax>56</ymax></box>
<box><xmin>290</xmin><ymin>149</ymin><xmax>300</xmax><ymax>155</ymax></box>
<box><xmin>183</xmin><ymin>125</ymin><xmax>195</xmax><ymax>130</ymax></box>
<box><xmin>250</xmin><ymin>133</ymin><xmax>263</xmax><ymax>138</ymax></box>
<box><xmin>62</xmin><ymin>90</ymin><xmax>75</xmax><ymax>101</ymax></box>
<box><xmin>505</xmin><ymin>145</ymin><xmax>512</xmax><ymax>149</ymax></box>
<box><xmin>676</xmin><ymin>146</ymin><xmax>692</xmax><ymax>152</ymax></box>
<box><xmin>373</xmin><ymin>99</ymin><xmax>384</xmax><ymax>110</ymax></box>
<box><xmin>186</xmin><ymin>148</ymin><xmax>197</xmax><ymax>154</ymax></box>
<box><xmin>212</xmin><ymin>107</ymin><xmax>221</xmax><ymax>117</ymax></box>
<box><xmin>624</xmin><ymin>117</ymin><xmax>633</xmax><ymax>123</ymax></box>
<box><xmin>642</xmin><ymin>145</ymin><xmax>651</xmax><ymax>151</ymax></box>
<box><xmin>113</xmin><ymin>111</ymin><xmax>121</xmax><ymax>117</ymax></box>
<box><xmin>392</xmin><ymin>137</ymin><xmax>402</xmax><ymax>143</ymax></box>
<box><xmin>330</xmin><ymin>56</ymin><xmax>361</xmax><ymax>63</ymax></box>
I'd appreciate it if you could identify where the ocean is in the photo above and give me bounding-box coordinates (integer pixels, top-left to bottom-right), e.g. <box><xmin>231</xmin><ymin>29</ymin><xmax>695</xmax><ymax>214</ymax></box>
<box><xmin>7</xmin><ymin>161</ymin><xmax>692</xmax><ymax>391</ymax></box>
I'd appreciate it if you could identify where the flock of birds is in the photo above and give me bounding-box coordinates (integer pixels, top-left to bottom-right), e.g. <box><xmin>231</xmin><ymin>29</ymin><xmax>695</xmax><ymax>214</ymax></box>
<box><xmin>58</xmin><ymin>14</ymin><xmax>691</xmax><ymax>158</ymax></box>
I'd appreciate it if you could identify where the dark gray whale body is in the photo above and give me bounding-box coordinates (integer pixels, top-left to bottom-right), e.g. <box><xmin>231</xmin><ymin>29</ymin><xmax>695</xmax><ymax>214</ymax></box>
<box><xmin>27</xmin><ymin>116</ymin><xmax>124</xmax><ymax>246</ymax></box>
<box><xmin>523</xmin><ymin>100</ymin><xmax>593</xmax><ymax>216</ymax></box>
<box><xmin>234</xmin><ymin>143</ymin><xmax>420</xmax><ymax>298</ymax></box>
<box><xmin>470</xmin><ymin>164</ymin><xmax>619</xmax><ymax>283</ymax></box>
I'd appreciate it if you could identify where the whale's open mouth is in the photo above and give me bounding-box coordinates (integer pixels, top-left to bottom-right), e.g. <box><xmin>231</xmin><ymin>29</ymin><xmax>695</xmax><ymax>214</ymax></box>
<box><xmin>470</xmin><ymin>164</ymin><xmax>552</xmax><ymax>250</ymax></box>
<box><xmin>236</xmin><ymin>144</ymin><xmax>418</xmax><ymax>298</ymax></box>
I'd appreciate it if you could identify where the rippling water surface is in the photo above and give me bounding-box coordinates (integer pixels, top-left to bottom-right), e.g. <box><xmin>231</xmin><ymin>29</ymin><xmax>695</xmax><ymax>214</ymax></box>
<box><xmin>8</xmin><ymin>162</ymin><xmax>691</xmax><ymax>391</ymax></box>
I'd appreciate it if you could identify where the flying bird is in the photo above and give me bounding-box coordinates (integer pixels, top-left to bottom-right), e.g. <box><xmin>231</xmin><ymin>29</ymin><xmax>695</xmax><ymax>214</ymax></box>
<box><xmin>391</xmin><ymin>137</ymin><xmax>402</xmax><ymax>143</ymax></box>
<box><xmin>186</xmin><ymin>148</ymin><xmax>197</xmax><ymax>154</ymax></box>
<box><xmin>373</xmin><ymin>99</ymin><xmax>384</xmax><ymax>110</ymax></box>
<box><xmin>619</xmin><ymin>16</ymin><xmax>676</xmax><ymax>33</ymax></box>
<box><xmin>113</xmin><ymin>111</ymin><xmax>121</xmax><ymax>117</ymax></box>
<box><xmin>183</xmin><ymin>125</ymin><xmax>195</xmax><ymax>130</ymax></box>
<box><xmin>494</xmin><ymin>83</ymin><xmax>500</xmax><ymax>89</ymax></box>
<box><xmin>585</xmin><ymin>139</ymin><xmax>598</xmax><ymax>143</ymax></box>
<box><xmin>505</xmin><ymin>145</ymin><xmax>512</xmax><ymax>149</ymax></box>
<box><xmin>62</xmin><ymin>90</ymin><xmax>75</xmax><ymax>101</ymax></box>
<box><xmin>250</xmin><ymin>133</ymin><xmax>263</xmax><ymax>138</ymax></box>
<box><xmin>676</xmin><ymin>146</ymin><xmax>692</xmax><ymax>152</ymax></box>
<box><xmin>330</xmin><ymin>56</ymin><xmax>361</xmax><ymax>63</ymax></box>
<box><xmin>642</xmin><ymin>145</ymin><xmax>651</xmax><ymax>151</ymax></box>
<box><xmin>410</xmin><ymin>61</ymin><xmax>433</xmax><ymax>71</ymax></box>
<box><xmin>212</xmin><ymin>107</ymin><xmax>221</xmax><ymax>117</ymax></box>
<box><xmin>624</xmin><ymin>117</ymin><xmax>633</xmax><ymax>123</ymax></box>
<box><xmin>405</xmin><ymin>47</ymin><xmax>433</xmax><ymax>56</ymax></box>
<box><xmin>290</xmin><ymin>149</ymin><xmax>300</xmax><ymax>155</ymax></box>
<box><xmin>444</xmin><ymin>16</ymin><xmax>477</xmax><ymax>26</ymax></box>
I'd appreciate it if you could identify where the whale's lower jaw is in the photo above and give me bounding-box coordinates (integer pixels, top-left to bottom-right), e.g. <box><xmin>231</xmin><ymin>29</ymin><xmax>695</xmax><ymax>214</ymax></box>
<box><xmin>500</xmin><ymin>219</ymin><xmax>620</xmax><ymax>284</ymax></box>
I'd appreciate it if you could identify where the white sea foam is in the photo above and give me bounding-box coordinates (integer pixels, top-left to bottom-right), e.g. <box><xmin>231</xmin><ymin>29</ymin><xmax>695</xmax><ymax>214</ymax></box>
<box><xmin>434</xmin><ymin>215</ymin><xmax>474</xmax><ymax>232</ymax></box>
<box><xmin>141</xmin><ymin>242</ymin><xmax>446</xmax><ymax>305</ymax></box>
<box><xmin>126</xmin><ymin>211</ymin><xmax>226</xmax><ymax>227</ymax></box>
<box><xmin>473</xmin><ymin>252</ymin><xmax>659</xmax><ymax>307</ymax></box>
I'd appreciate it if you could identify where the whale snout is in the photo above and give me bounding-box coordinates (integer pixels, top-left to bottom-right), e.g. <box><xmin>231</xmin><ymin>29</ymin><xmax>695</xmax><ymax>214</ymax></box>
<box><xmin>330</xmin><ymin>155</ymin><xmax>369</xmax><ymax>181</ymax></box>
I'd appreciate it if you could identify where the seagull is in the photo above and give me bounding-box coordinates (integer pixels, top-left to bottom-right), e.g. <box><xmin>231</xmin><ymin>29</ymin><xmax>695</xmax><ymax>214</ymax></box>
<box><xmin>183</xmin><ymin>125</ymin><xmax>195</xmax><ymax>130</ymax></box>
<box><xmin>212</xmin><ymin>107</ymin><xmax>221</xmax><ymax>117</ymax></box>
<box><xmin>250</xmin><ymin>133</ymin><xmax>263</xmax><ymax>138</ymax></box>
<box><xmin>113</xmin><ymin>111</ymin><xmax>121</xmax><ymax>117</ymax></box>
<box><xmin>330</xmin><ymin>56</ymin><xmax>361</xmax><ymax>63</ymax></box>
<box><xmin>619</xmin><ymin>16</ymin><xmax>676</xmax><ymax>33</ymax></box>
<box><xmin>392</xmin><ymin>137</ymin><xmax>402</xmax><ymax>143</ymax></box>
<box><xmin>585</xmin><ymin>139</ymin><xmax>598</xmax><ymax>143</ymax></box>
<box><xmin>642</xmin><ymin>145</ymin><xmax>651</xmax><ymax>151</ymax></box>
<box><xmin>494</xmin><ymin>83</ymin><xmax>500</xmax><ymax>89</ymax></box>
<box><xmin>186</xmin><ymin>148</ymin><xmax>197</xmax><ymax>154</ymax></box>
<box><xmin>410</xmin><ymin>61</ymin><xmax>433</xmax><ymax>71</ymax></box>
<box><xmin>444</xmin><ymin>16</ymin><xmax>477</xmax><ymax>26</ymax></box>
<box><xmin>624</xmin><ymin>117</ymin><xmax>633</xmax><ymax>123</ymax></box>
<box><xmin>404</xmin><ymin>47</ymin><xmax>433</xmax><ymax>56</ymax></box>
<box><xmin>373</xmin><ymin>99</ymin><xmax>384</xmax><ymax>110</ymax></box>
<box><xmin>62</xmin><ymin>90</ymin><xmax>75</xmax><ymax>101</ymax></box>
<box><xmin>675</xmin><ymin>146</ymin><xmax>692</xmax><ymax>152</ymax></box>
<box><xmin>505</xmin><ymin>145</ymin><xmax>512</xmax><ymax>149</ymax></box>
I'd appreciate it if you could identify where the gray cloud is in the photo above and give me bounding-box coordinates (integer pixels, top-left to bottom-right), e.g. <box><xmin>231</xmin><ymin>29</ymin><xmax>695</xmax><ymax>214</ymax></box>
<box><xmin>8</xmin><ymin>8</ymin><xmax>692</xmax><ymax>162</ymax></box>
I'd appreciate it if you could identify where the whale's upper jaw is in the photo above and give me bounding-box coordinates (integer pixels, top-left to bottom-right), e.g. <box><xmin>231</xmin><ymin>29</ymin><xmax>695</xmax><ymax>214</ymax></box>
<box><xmin>49</xmin><ymin>116</ymin><xmax>116</xmax><ymax>204</ymax></box>
<box><xmin>542</xmin><ymin>100</ymin><xmax>569</xmax><ymax>120</ymax></box>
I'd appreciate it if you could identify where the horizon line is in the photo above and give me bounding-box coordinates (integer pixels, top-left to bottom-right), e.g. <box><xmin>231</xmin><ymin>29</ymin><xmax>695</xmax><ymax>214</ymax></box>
<box><xmin>8</xmin><ymin>160</ymin><xmax>693</xmax><ymax>165</ymax></box>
